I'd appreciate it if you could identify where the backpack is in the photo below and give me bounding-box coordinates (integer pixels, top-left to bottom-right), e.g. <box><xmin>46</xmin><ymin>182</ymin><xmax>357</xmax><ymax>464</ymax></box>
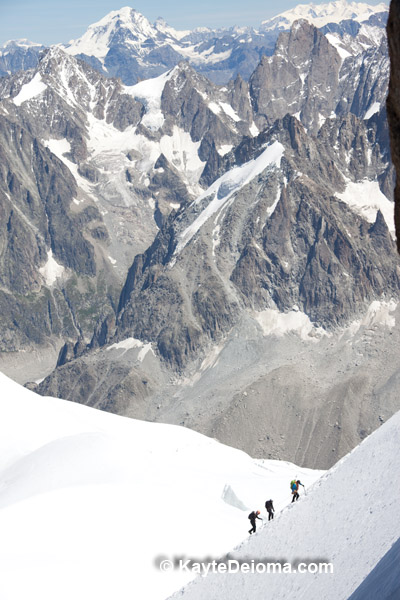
<box><xmin>290</xmin><ymin>479</ymin><xmax>296</xmax><ymax>489</ymax></box>
<box><xmin>248</xmin><ymin>512</ymin><xmax>254</xmax><ymax>520</ymax></box>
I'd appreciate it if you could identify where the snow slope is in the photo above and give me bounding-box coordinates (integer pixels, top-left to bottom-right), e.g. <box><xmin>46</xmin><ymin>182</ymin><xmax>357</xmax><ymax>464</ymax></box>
<box><xmin>261</xmin><ymin>0</ymin><xmax>388</xmax><ymax>31</ymax></box>
<box><xmin>173</xmin><ymin>406</ymin><xmax>400</xmax><ymax>600</ymax></box>
<box><xmin>173</xmin><ymin>140</ymin><xmax>284</xmax><ymax>258</ymax></box>
<box><xmin>336</xmin><ymin>179</ymin><xmax>396</xmax><ymax>237</ymax></box>
<box><xmin>0</xmin><ymin>372</ymin><xmax>323</xmax><ymax>600</ymax></box>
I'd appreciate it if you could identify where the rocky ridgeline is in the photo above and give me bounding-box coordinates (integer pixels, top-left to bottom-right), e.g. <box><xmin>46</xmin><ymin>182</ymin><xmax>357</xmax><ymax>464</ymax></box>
<box><xmin>0</xmin><ymin>8</ymin><xmax>399</xmax><ymax>467</ymax></box>
<box><xmin>0</xmin><ymin>3</ymin><xmax>389</xmax><ymax>85</ymax></box>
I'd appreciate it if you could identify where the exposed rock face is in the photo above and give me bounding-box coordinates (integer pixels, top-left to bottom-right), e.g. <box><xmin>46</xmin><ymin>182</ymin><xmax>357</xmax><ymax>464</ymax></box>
<box><xmin>0</xmin><ymin>48</ymin><xmax>258</xmax><ymax>360</ymax></box>
<box><xmin>60</xmin><ymin>7</ymin><xmax>279</xmax><ymax>85</ymax></box>
<box><xmin>1</xmin><ymin>3</ymin><xmax>389</xmax><ymax>88</ymax></box>
<box><xmin>2</xmin><ymin>12</ymin><xmax>400</xmax><ymax>469</ymax></box>
<box><xmin>0</xmin><ymin>41</ymin><xmax>44</xmax><ymax>78</ymax></box>
<box><xmin>58</xmin><ymin>5</ymin><xmax>389</xmax><ymax>86</ymax></box>
<box><xmin>0</xmin><ymin>49</ymin><xmax>146</xmax><ymax>354</ymax></box>
<box><xmin>0</xmin><ymin>115</ymin><xmax>105</xmax><ymax>351</ymax></box>
<box><xmin>250</xmin><ymin>20</ymin><xmax>389</xmax><ymax>134</ymax></box>
<box><xmin>104</xmin><ymin>114</ymin><xmax>398</xmax><ymax>373</ymax></box>
<box><xmin>387</xmin><ymin>0</ymin><xmax>400</xmax><ymax>252</ymax></box>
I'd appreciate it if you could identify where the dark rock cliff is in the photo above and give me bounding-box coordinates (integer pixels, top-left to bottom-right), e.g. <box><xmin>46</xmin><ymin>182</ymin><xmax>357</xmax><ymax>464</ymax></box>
<box><xmin>387</xmin><ymin>0</ymin><xmax>400</xmax><ymax>252</ymax></box>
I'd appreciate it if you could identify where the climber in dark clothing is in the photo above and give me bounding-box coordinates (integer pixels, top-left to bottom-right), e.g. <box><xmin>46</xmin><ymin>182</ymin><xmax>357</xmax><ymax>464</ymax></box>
<box><xmin>248</xmin><ymin>510</ymin><xmax>262</xmax><ymax>534</ymax></box>
<box><xmin>265</xmin><ymin>499</ymin><xmax>275</xmax><ymax>520</ymax></box>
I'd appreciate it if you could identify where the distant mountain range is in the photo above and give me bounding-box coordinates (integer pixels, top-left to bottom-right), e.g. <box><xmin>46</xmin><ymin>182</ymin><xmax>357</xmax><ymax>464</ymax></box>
<box><xmin>0</xmin><ymin>1</ymin><xmax>399</xmax><ymax>471</ymax></box>
<box><xmin>0</xmin><ymin>1</ymin><xmax>389</xmax><ymax>83</ymax></box>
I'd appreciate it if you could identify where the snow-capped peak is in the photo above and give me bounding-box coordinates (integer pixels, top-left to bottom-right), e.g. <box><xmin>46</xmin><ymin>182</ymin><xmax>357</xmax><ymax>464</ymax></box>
<box><xmin>154</xmin><ymin>17</ymin><xmax>191</xmax><ymax>41</ymax></box>
<box><xmin>64</xmin><ymin>6</ymin><xmax>159</xmax><ymax>60</ymax></box>
<box><xmin>260</xmin><ymin>0</ymin><xmax>388</xmax><ymax>31</ymax></box>
<box><xmin>0</xmin><ymin>39</ymin><xmax>43</xmax><ymax>51</ymax></box>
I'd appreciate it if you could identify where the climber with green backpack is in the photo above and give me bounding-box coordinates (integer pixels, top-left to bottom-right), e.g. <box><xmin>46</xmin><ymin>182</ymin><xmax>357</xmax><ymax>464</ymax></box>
<box><xmin>291</xmin><ymin>478</ymin><xmax>305</xmax><ymax>502</ymax></box>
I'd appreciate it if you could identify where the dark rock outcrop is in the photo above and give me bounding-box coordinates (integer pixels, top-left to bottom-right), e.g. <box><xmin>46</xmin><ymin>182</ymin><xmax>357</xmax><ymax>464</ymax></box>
<box><xmin>387</xmin><ymin>0</ymin><xmax>400</xmax><ymax>252</ymax></box>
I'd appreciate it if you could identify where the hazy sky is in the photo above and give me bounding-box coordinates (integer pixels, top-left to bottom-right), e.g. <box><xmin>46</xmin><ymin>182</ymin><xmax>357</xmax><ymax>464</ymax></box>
<box><xmin>0</xmin><ymin>0</ymin><xmax>388</xmax><ymax>46</ymax></box>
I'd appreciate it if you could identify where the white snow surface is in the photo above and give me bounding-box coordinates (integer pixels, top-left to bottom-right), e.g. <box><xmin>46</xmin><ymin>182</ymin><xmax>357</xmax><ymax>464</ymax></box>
<box><xmin>218</xmin><ymin>144</ymin><xmax>234</xmax><ymax>157</ymax></box>
<box><xmin>364</xmin><ymin>101</ymin><xmax>381</xmax><ymax>119</ymax></box>
<box><xmin>1</xmin><ymin>39</ymin><xmax>42</xmax><ymax>51</ymax></box>
<box><xmin>219</xmin><ymin>102</ymin><xmax>241</xmax><ymax>122</ymax></box>
<box><xmin>106</xmin><ymin>337</ymin><xmax>155</xmax><ymax>361</ymax></box>
<box><xmin>249</xmin><ymin>122</ymin><xmax>260</xmax><ymax>137</ymax></box>
<box><xmin>173</xmin><ymin>141</ymin><xmax>284</xmax><ymax>257</ymax></box>
<box><xmin>344</xmin><ymin>299</ymin><xmax>397</xmax><ymax>337</ymax></box>
<box><xmin>255</xmin><ymin>300</ymin><xmax>397</xmax><ymax>344</ymax></box>
<box><xmin>336</xmin><ymin>179</ymin><xmax>395</xmax><ymax>236</ymax></box>
<box><xmin>0</xmin><ymin>372</ymin><xmax>323</xmax><ymax>600</ymax></box>
<box><xmin>13</xmin><ymin>73</ymin><xmax>47</xmax><ymax>106</ymax></box>
<box><xmin>38</xmin><ymin>249</ymin><xmax>65</xmax><ymax>286</ymax></box>
<box><xmin>64</xmin><ymin>7</ymin><xmax>157</xmax><ymax>60</ymax></box>
<box><xmin>254</xmin><ymin>307</ymin><xmax>328</xmax><ymax>340</ymax></box>
<box><xmin>261</xmin><ymin>0</ymin><xmax>388</xmax><ymax>31</ymax></box>
<box><xmin>325</xmin><ymin>33</ymin><xmax>352</xmax><ymax>59</ymax></box>
<box><xmin>125</xmin><ymin>69</ymin><xmax>174</xmax><ymax>131</ymax></box>
<box><xmin>174</xmin><ymin>405</ymin><xmax>400</xmax><ymax>600</ymax></box>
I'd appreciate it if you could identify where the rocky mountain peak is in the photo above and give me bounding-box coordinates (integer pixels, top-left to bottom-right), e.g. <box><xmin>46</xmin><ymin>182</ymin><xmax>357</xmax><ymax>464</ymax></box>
<box><xmin>1</xmin><ymin>0</ymin><xmax>399</xmax><ymax>476</ymax></box>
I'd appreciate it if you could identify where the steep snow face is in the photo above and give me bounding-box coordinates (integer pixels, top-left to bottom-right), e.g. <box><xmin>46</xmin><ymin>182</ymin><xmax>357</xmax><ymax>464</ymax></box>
<box><xmin>173</xmin><ymin>141</ymin><xmax>284</xmax><ymax>257</ymax></box>
<box><xmin>261</xmin><ymin>0</ymin><xmax>388</xmax><ymax>31</ymax></box>
<box><xmin>13</xmin><ymin>72</ymin><xmax>47</xmax><ymax>106</ymax></box>
<box><xmin>336</xmin><ymin>179</ymin><xmax>395</xmax><ymax>236</ymax></box>
<box><xmin>125</xmin><ymin>69</ymin><xmax>175</xmax><ymax>131</ymax></box>
<box><xmin>0</xmin><ymin>373</ymin><xmax>323</xmax><ymax>600</ymax></box>
<box><xmin>174</xmin><ymin>407</ymin><xmax>400</xmax><ymax>600</ymax></box>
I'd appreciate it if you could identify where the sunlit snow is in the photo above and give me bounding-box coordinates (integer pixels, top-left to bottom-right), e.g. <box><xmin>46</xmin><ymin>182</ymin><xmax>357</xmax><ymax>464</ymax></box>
<box><xmin>174</xmin><ymin>403</ymin><xmax>400</xmax><ymax>600</ymax></box>
<box><xmin>13</xmin><ymin>73</ymin><xmax>47</xmax><ymax>106</ymax></box>
<box><xmin>254</xmin><ymin>307</ymin><xmax>328</xmax><ymax>341</ymax></box>
<box><xmin>364</xmin><ymin>101</ymin><xmax>381</xmax><ymax>120</ymax></box>
<box><xmin>325</xmin><ymin>33</ymin><xmax>352</xmax><ymax>59</ymax></box>
<box><xmin>261</xmin><ymin>1</ymin><xmax>388</xmax><ymax>30</ymax></box>
<box><xmin>173</xmin><ymin>141</ymin><xmax>285</xmax><ymax>258</ymax></box>
<box><xmin>126</xmin><ymin>69</ymin><xmax>174</xmax><ymax>131</ymax></box>
<box><xmin>336</xmin><ymin>179</ymin><xmax>395</xmax><ymax>237</ymax></box>
<box><xmin>0</xmin><ymin>373</ymin><xmax>323</xmax><ymax>600</ymax></box>
<box><xmin>38</xmin><ymin>249</ymin><xmax>65</xmax><ymax>286</ymax></box>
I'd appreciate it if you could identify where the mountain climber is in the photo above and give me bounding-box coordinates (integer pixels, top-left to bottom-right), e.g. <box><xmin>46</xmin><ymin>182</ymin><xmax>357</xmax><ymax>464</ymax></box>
<box><xmin>265</xmin><ymin>499</ymin><xmax>275</xmax><ymax>520</ymax></box>
<box><xmin>291</xmin><ymin>479</ymin><xmax>305</xmax><ymax>502</ymax></box>
<box><xmin>248</xmin><ymin>510</ymin><xmax>262</xmax><ymax>534</ymax></box>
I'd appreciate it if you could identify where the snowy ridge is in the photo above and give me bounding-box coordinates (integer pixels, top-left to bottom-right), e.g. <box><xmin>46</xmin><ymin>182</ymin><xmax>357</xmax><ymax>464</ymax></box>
<box><xmin>59</xmin><ymin>0</ymin><xmax>389</xmax><ymax>85</ymax></box>
<box><xmin>0</xmin><ymin>39</ymin><xmax>43</xmax><ymax>51</ymax></box>
<box><xmin>62</xmin><ymin>6</ymin><xmax>224</xmax><ymax>69</ymax></box>
<box><xmin>174</xmin><ymin>405</ymin><xmax>400</xmax><ymax>600</ymax></box>
<box><xmin>64</xmin><ymin>7</ymin><xmax>159</xmax><ymax>61</ymax></box>
<box><xmin>260</xmin><ymin>0</ymin><xmax>388</xmax><ymax>31</ymax></box>
<box><xmin>0</xmin><ymin>372</ymin><xmax>323</xmax><ymax>600</ymax></box>
<box><xmin>173</xmin><ymin>141</ymin><xmax>284</xmax><ymax>258</ymax></box>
